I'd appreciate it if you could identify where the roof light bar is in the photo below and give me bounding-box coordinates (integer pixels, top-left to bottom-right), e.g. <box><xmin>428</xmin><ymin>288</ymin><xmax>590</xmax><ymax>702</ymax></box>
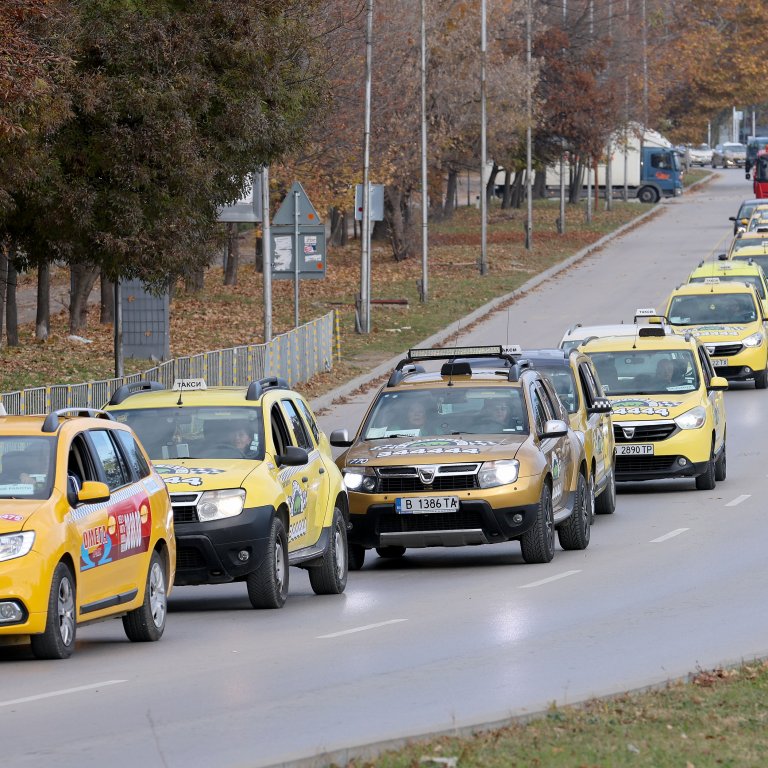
<box><xmin>407</xmin><ymin>345</ymin><xmax>506</xmax><ymax>360</ymax></box>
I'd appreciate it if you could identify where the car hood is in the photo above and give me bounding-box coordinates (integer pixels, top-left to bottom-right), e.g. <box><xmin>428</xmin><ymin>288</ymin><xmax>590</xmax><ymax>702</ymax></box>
<box><xmin>344</xmin><ymin>434</ymin><xmax>528</xmax><ymax>465</ymax></box>
<box><xmin>0</xmin><ymin>499</ymin><xmax>49</xmax><ymax>534</ymax></box>
<box><xmin>606</xmin><ymin>392</ymin><xmax>700</xmax><ymax>421</ymax></box>
<box><xmin>673</xmin><ymin>323</ymin><xmax>759</xmax><ymax>341</ymax></box>
<box><xmin>151</xmin><ymin>459</ymin><xmax>261</xmax><ymax>491</ymax></box>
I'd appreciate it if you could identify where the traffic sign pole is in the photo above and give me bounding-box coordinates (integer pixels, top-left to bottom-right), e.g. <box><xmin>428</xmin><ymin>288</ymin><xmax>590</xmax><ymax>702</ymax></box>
<box><xmin>294</xmin><ymin>190</ymin><xmax>300</xmax><ymax>328</ymax></box>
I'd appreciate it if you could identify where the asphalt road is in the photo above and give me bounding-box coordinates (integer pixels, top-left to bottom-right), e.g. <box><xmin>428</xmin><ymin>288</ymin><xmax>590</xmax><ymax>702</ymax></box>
<box><xmin>2</xmin><ymin>170</ymin><xmax>765</xmax><ymax>768</ymax></box>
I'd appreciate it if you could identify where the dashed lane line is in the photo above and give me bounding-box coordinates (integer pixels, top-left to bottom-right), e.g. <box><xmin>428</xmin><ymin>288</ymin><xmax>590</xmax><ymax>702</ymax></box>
<box><xmin>725</xmin><ymin>494</ymin><xmax>751</xmax><ymax>507</ymax></box>
<box><xmin>318</xmin><ymin>619</ymin><xmax>408</xmax><ymax>639</ymax></box>
<box><xmin>0</xmin><ymin>680</ymin><xmax>127</xmax><ymax>708</ymax></box>
<box><xmin>650</xmin><ymin>528</ymin><xmax>689</xmax><ymax>543</ymax></box>
<box><xmin>518</xmin><ymin>570</ymin><xmax>581</xmax><ymax>589</ymax></box>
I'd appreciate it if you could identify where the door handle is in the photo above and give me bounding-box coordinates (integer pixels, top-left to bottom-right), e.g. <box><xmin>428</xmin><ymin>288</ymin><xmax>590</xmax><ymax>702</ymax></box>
<box><xmin>301</xmin><ymin>477</ymin><xmax>309</xmax><ymax>483</ymax></box>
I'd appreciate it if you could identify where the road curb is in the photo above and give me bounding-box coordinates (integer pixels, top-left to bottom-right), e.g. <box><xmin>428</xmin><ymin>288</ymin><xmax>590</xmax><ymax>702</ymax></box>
<box><xmin>311</xmin><ymin>199</ymin><xmax>664</xmax><ymax>414</ymax></box>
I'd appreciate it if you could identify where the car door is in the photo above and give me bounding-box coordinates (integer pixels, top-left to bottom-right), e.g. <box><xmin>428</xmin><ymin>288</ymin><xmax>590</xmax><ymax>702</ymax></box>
<box><xmin>697</xmin><ymin>345</ymin><xmax>726</xmax><ymax>452</ymax></box>
<box><xmin>578</xmin><ymin>360</ymin><xmax>613</xmax><ymax>485</ymax></box>
<box><xmin>531</xmin><ymin>380</ymin><xmax>571</xmax><ymax>510</ymax></box>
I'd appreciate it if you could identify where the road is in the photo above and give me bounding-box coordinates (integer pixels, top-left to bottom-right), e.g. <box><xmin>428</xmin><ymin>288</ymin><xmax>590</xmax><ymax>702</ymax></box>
<box><xmin>2</xmin><ymin>170</ymin><xmax>765</xmax><ymax>768</ymax></box>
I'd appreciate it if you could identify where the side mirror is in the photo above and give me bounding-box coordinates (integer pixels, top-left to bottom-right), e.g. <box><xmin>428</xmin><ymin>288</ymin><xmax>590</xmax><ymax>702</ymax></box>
<box><xmin>729</xmin><ymin>216</ymin><xmax>737</xmax><ymax>222</ymax></box>
<box><xmin>542</xmin><ymin>419</ymin><xmax>569</xmax><ymax>438</ymax></box>
<box><xmin>276</xmin><ymin>446</ymin><xmax>309</xmax><ymax>467</ymax></box>
<box><xmin>708</xmin><ymin>376</ymin><xmax>729</xmax><ymax>391</ymax></box>
<box><xmin>587</xmin><ymin>397</ymin><xmax>613</xmax><ymax>415</ymax></box>
<box><xmin>78</xmin><ymin>480</ymin><xmax>111</xmax><ymax>505</ymax></box>
<box><xmin>717</xmin><ymin>252</ymin><xmax>728</xmax><ymax>261</ymax></box>
<box><xmin>329</xmin><ymin>428</ymin><xmax>353</xmax><ymax>447</ymax></box>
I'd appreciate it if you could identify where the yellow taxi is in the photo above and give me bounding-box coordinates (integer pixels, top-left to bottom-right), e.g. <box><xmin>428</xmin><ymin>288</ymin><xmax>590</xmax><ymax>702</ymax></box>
<box><xmin>664</xmin><ymin>280</ymin><xmax>768</xmax><ymax>388</ymax></box>
<box><xmin>581</xmin><ymin>328</ymin><xmax>727</xmax><ymax>489</ymax></box>
<box><xmin>330</xmin><ymin>346</ymin><xmax>591</xmax><ymax>569</ymax></box>
<box><xmin>520</xmin><ymin>348</ymin><xmax>616</xmax><ymax>515</ymax></box>
<box><xmin>688</xmin><ymin>259</ymin><xmax>768</xmax><ymax>317</ymax></box>
<box><xmin>0</xmin><ymin>407</ymin><xmax>175</xmax><ymax>659</ymax></box>
<box><xmin>726</xmin><ymin>231</ymin><xmax>768</xmax><ymax>276</ymax></box>
<box><xmin>105</xmin><ymin>377</ymin><xmax>348</xmax><ymax>608</ymax></box>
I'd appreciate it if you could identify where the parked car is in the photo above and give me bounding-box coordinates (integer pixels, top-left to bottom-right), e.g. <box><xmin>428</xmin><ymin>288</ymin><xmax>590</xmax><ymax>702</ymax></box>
<box><xmin>711</xmin><ymin>143</ymin><xmax>747</xmax><ymax>168</ymax></box>
<box><xmin>688</xmin><ymin>144</ymin><xmax>713</xmax><ymax>167</ymax></box>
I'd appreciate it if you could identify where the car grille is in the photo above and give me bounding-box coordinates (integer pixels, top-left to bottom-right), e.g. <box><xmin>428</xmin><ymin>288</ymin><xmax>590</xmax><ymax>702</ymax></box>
<box><xmin>376</xmin><ymin>464</ymin><xmax>481</xmax><ymax>493</ymax></box>
<box><xmin>170</xmin><ymin>492</ymin><xmax>202</xmax><ymax>524</ymax></box>
<box><xmin>614</xmin><ymin>422</ymin><xmax>677</xmax><ymax>442</ymax></box>
<box><xmin>176</xmin><ymin>546</ymin><xmax>206</xmax><ymax>569</ymax></box>
<box><xmin>616</xmin><ymin>455</ymin><xmax>677</xmax><ymax>473</ymax></box>
<box><xmin>378</xmin><ymin>510</ymin><xmax>483</xmax><ymax>533</ymax></box>
<box><xmin>706</xmin><ymin>342</ymin><xmax>743</xmax><ymax>357</ymax></box>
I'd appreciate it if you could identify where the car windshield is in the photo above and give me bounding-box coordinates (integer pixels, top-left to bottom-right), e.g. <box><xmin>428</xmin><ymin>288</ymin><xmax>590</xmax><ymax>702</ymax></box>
<box><xmin>725</xmin><ymin>143</ymin><xmax>746</xmax><ymax>152</ymax></box>
<box><xmin>668</xmin><ymin>293</ymin><xmax>758</xmax><ymax>325</ymax></box>
<box><xmin>590</xmin><ymin>351</ymin><xmax>699</xmax><ymax>396</ymax></box>
<box><xmin>0</xmin><ymin>436</ymin><xmax>55</xmax><ymax>499</ymax></box>
<box><xmin>114</xmin><ymin>407</ymin><xmax>265</xmax><ymax>460</ymax></box>
<box><xmin>733</xmin><ymin>254</ymin><xmax>768</xmax><ymax>272</ymax></box>
<box><xmin>362</xmin><ymin>387</ymin><xmax>528</xmax><ymax>438</ymax></box>
<box><xmin>689</xmin><ymin>274</ymin><xmax>765</xmax><ymax>299</ymax></box>
<box><xmin>531</xmin><ymin>366</ymin><xmax>579</xmax><ymax>413</ymax></box>
<box><xmin>731</xmin><ymin>237</ymin><xmax>768</xmax><ymax>254</ymax></box>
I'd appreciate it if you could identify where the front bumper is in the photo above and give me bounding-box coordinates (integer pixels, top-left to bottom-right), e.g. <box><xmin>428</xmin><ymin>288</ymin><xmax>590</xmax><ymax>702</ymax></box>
<box><xmin>0</xmin><ymin>550</ymin><xmax>50</xmax><ymax>636</ymax></box>
<box><xmin>615</xmin><ymin>455</ymin><xmax>709</xmax><ymax>482</ymax></box>
<box><xmin>710</xmin><ymin>345</ymin><xmax>766</xmax><ymax>380</ymax></box>
<box><xmin>173</xmin><ymin>504</ymin><xmax>275</xmax><ymax>585</ymax></box>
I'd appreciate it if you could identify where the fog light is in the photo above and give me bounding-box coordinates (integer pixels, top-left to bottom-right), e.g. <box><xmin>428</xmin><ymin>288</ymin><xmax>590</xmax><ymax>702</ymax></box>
<box><xmin>743</xmin><ymin>367</ymin><xmax>752</xmax><ymax>375</ymax></box>
<box><xmin>237</xmin><ymin>550</ymin><xmax>250</xmax><ymax>562</ymax></box>
<box><xmin>512</xmin><ymin>513</ymin><xmax>523</xmax><ymax>524</ymax></box>
<box><xmin>0</xmin><ymin>601</ymin><xmax>23</xmax><ymax>623</ymax></box>
<box><xmin>678</xmin><ymin>457</ymin><xmax>687</xmax><ymax>466</ymax></box>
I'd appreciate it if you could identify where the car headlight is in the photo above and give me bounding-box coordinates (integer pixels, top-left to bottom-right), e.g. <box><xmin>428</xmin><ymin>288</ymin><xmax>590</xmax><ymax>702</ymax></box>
<box><xmin>478</xmin><ymin>459</ymin><xmax>520</xmax><ymax>488</ymax></box>
<box><xmin>342</xmin><ymin>467</ymin><xmax>378</xmax><ymax>493</ymax></box>
<box><xmin>197</xmin><ymin>489</ymin><xmax>245</xmax><ymax>522</ymax></box>
<box><xmin>674</xmin><ymin>406</ymin><xmax>707</xmax><ymax>430</ymax></box>
<box><xmin>0</xmin><ymin>531</ymin><xmax>35</xmax><ymax>562</ymax></box>
<box><xmin>742</xmin><ymin>331</ymin><xmax>764</xmax><ymax>347</ymax></box>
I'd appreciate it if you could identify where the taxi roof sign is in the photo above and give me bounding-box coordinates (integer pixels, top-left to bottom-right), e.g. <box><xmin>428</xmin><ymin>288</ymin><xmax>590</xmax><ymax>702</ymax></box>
<box><xmin>172</xmin><ymin>378</ymin><xmax>207</xmax><ymax>391</ymax></box>
<box><xmin>634</xmin><ymin>307</ymin><xmax>657</xmax><ymax>316</ymax></box>
<box><xmin>704</xmin><ymin>277</ymin><xmax>720</xmax><ymax>283</ymax></box>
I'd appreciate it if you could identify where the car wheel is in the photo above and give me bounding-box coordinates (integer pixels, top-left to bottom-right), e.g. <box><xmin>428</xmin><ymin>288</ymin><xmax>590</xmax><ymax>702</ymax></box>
<box><xmin>246</xmin><ymin>516</ymin><xmax>289</xmax><ymax>608</ymax></box>
<box><xmin>695</xmin><ymin>447</ymin><xmax>716</xmax><ymax>491</ymax></box>
<box><xmin>376</xmin><ymin>546</ymin><xmax>406</xmax><ymax>559</ymax></box>
<box><xmin>638</xmin><ymin>186</ymin><xmax>658</xmax><ymax>204</ymax></box>
<box><xmin>557</xmin><ymin>473</ymin><xmax>591</xmax><ymax>551</ymax></box>
<box><xmin>123</xmin><ymin>551</ymin><xmax>167</xmax><ymax>642</ymax></box>
<box><xmin>715</xmin><ymin>442</ymin><xmax>727</xmax><ymax>482</ymax></box>
<box><xmin>595</xmin><ymin>467</ymin><xmax>616</xmax><ymax>515</ymax></box>
<box><xmin>755</xmin><ymin>368</ymin><xmax>768</xmax><ymax>389</ymax></box>
<box><xmin>520</xmin><ymin>483</ymin><xmax>555</xmax><ymax>564</ymax></box>
<box><xmin>31</xmin><ymin>562</ymin><xmax>76</xmax><ymax>660</ymax></box>
<box><xmin>308</xmin><ymin>506</ymin><xmax>348</xmax><ymax>595</ymax></box>
<box><xmin>586</xmin><ymin>472</ymin><xmax>596</xmax><ymax>523</ymax></box>
<box><xmin>348</xmin><ymin>543</ymin><xmax>366</xmax><ymax>571</ymax></box>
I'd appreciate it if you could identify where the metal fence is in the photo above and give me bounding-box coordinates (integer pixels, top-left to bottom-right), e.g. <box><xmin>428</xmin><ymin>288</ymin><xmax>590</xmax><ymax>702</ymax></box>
<box><xmin>1</xmin><ymin>311</ymin><xmax>336</xmax><ymax>416</ymax></box>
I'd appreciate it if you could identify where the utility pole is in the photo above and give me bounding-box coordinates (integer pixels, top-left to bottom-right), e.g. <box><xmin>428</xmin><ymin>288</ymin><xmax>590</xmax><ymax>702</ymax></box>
<box><xmin>261</xmin><ymin>165</ymin><xmax>272</xmax><ymax>342</ymax></box>
<box><xmin>525</xmin><ymin>0</ymin><xmax>532</xmax><ymax>250</ymax></box>
<box><xmin>359</xmin><ymin>0</ymin><xmax>374</xmax><ymax>333</ymax></box>
<box><xmin>420</xmin><ymin>0</ymin><xmax>429</xmax><ymax>301</ymax></box>
<box><xmin>479</xmin><ymin>0</ymin><xmax>488</xmax><ymax>275</ymax></box>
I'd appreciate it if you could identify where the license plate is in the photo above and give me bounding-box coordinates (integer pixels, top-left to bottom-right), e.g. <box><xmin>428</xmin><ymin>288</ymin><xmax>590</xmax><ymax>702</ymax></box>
<box><xmin>395</xmin><ymin>496</ymin><xmax>460</xmax><ymax>514</ymax></box>
<box><xmin>711</xmin><ymin>359</ymin><xmax>728</xmax><ymax>367</ymax></box>
<box><xmin>616</xmin><ymin>444</ymin><xmax>654</xmax><ymax>456</ymax></box>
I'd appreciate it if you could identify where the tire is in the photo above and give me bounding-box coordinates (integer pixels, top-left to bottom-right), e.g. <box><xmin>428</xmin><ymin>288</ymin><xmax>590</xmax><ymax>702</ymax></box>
<box><xmin>695</xmin><ymin>451</ymin><xmax>716</xmax><ymax>491</ymax></box>
<box><xmin>123</xmin><ymin>551</ymin><xmax>167</xmax><ymax>642</ymax></box>
<box><xmin>755</xmin><ymin>368</ymin><xmax>768</xmax><ymax>389</ymax></box>
<box><xmin>715</xmin><ymin>442</ymin><xmax>727</xmax><ymax>482</ymax></box>
<box><xmin>586</xmin><ymin>472</ymin><xmax>596</xmax><ymax>524</ymax></box>
<box><xmin>520</xmin><ymin>483</ymin><xmax>555</xmax><ymax>564</ymax></box>
<box><xmin>246</xmin><ymin>516</ymin><xmax>289</xmax><ymax>608</ymax></box>
<box><xmin>31</xmin><ymin>562</ymin><xmax>76</xmax><ymax>660</ymax></box>
<box><xmin>376</xmin><ymin>546</ymin><xmax>406</xmax><ymax>559</ymax></box>
<box><xmin>557</xmin><ymin>473</ymin><xmax>591</xmax><ymax>551</ymax></box>
<box><xmin>308</xmin><ymin>506</ymin><xmax>348</xmax><ymax>595</ymax></box>
<box><xmin>638</xmin><ymin>186</ymin><xmax>657</xmax><ymax>204</ymax></box>
<box><xmin>348</xmin><ymin>543</ymin><xmax>366</xmax><ymax>571</ymax></box>
<box><xmin>594</xmin><ymin>467</ymin><xmax>616</xmax><ymax>515</ymax></box>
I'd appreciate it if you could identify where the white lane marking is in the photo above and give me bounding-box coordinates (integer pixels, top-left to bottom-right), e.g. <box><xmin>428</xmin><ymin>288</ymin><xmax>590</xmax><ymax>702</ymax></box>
<box><xmin>650</xmin><ymin>528</ymin><xmax>689</xmax><ymax>543</ymax></box>
<box><xmin>318</xmin><ymin>619</ymin><xmax>407</xmax><ymax>639</ymax></box>
<box><xmin>725</xmin><ymin>494</ymin><xmax>751</xmax><ymax>507</ymax></box>
<box><xmin>0</xmin><ymin>680</ymin><xmax>126</xmax><ymax>708</ymax></box>
<box><xmin>518</xmin><ymin>570</ymin><xmax>581</xmax><ymax>589</ymax></box>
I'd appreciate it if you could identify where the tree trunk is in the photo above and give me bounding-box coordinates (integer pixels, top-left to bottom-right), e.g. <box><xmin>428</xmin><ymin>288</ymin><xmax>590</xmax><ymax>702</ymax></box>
<box><xmin>255</xmin><ymin>233</ymin><xmax>263</xmax><ymax>273</ymax></box>
<box><xmin>224</xmin><ymin>223</ymin><xmax>239</xmax><ymax>285</ymax></box>
<box><xmin>533</xmin><ymin>169</ymin><xmax>548</xmax><ymax>199</ymax></box>
<box><xmin>501</xmin><ymin>167</ymin><xmax>514</xmax><ymax>209</ymax></box>
<box><xmin>69</xmin><ymin>263</ymin><xmax>99</xmax><ymax>334</ymax></box>
<box><xmin>443</xmin><ymin>169</ymin><xmax>457</xmax><ymax>218</ymax></box>
<box><xmin>184</xmin><ymin>267</ymin><xmax>205</xmax><ymax>293</ymax></box>
<box><xmin>36</xmin><ymin>261</ymin><xmax>50</xmax><ymax>340</ymax></box>
<box><xmin>485</xmin><ymin>161</ymin><xmax>498</xmax><ymax>206</ymax></box>
<box><xmin>100</xmin><ymin>270</ymin><xmax>114</xmax><ymax>325</ymax></box>
<box><xmin>568</xmin><ymin>159</ymin><xmax>585</xmax><ymax>204</ymax></box>
<box><xmin>511</xmin><ymin>170</ymin><xmax>525</xmax><ymax>209</ymax></box>
<box><xmin>384</xmin><ymin>186</ymin><xmax>411</xmax><ymax>262</ymax></box>
<box><xmin>330</xmin><ymin>206</ymin><xmax>344</xmax><ymax>246</ymax></box>
<box><xmin>5</xmin><ymin>257</ymin><xmax>18</xmax><ymax>347</ymax></box>
<box><xmin>0</xmin><ymin>246</ymin><xmax>7</xmax><ymax>345</ymax></box>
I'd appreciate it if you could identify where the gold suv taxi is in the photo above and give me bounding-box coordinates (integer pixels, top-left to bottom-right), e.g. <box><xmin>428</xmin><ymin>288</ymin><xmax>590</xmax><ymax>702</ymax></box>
<box><xmin>581</xmin><ymin>328</ymin><xmax>727</xmax><ymax>489</ymax></box>
<box><xmin>105</xmin><ymin>378</ymin><xmax>348</xmax><ymax>608</ymax></box>
<box><xmin>330</xmin><ymin>346</ymin><xmax>590</xmax><ymax>570</ymax></box>
<box><xmin>0</xmin><ymin>408</ymin><xmax>175</xmax><ymax>659</ymax></box>
<box><xmin>664</xmin><ymin>279</ymin><xmax>768</xmax><ymax>388</ymax></box>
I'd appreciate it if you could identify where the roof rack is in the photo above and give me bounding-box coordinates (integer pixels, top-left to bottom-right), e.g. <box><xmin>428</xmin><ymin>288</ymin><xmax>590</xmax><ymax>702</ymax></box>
<box><xmin>387</xmin><ymin>363</ymin><xmax>426</xmax><ymax>387</ymax></box>
<box><xmin>109</xmin><ymin>380</ymin><xmax>165</xmax><ymax>405</ymax></box>
<box><xmin>245</xmin><ymin>376</ymin><xmax>290</xmax><ymax>400</ymax></box>
<box><xmin>42</xmin><ymin>408</ymin><xmax>115</xmax><ymax>433</ymax></box>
